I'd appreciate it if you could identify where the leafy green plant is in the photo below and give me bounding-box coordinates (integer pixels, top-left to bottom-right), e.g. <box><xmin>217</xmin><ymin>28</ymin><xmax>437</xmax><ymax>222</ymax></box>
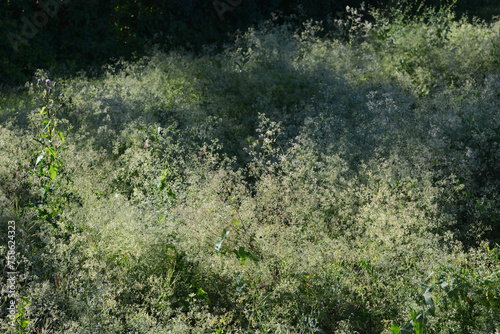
<box><xmin>28</xmin><ymin>78</ymin><xmax>71</xmax><ymax>230</ymax></box>
<box><xmin>12</xmin><ymin>296</ymin><xmax>31</xmax><ymax>334</ymax></box>
<box><xmin>31</xmin><ymin>79</ymin><xmax>65</xmax><ymax>181</ymax></box>
<box><xmin>391</xmin><ymin>272</ymin><xmax>438</xmax><ymax>334</ymax></box>
<box><xmin>392</xmin><ymin>264</ymin><xmax>500</xmax><ymax>334</ymax></box>
<box><xmin>438</xmin><ymin>265</ymin><xmax>500</xmax><ymax>332</ymax></box>
<box><xmin>1</xmin><ymin>4</ymin><xmax>500</xmax><ymax>332</ymax></box>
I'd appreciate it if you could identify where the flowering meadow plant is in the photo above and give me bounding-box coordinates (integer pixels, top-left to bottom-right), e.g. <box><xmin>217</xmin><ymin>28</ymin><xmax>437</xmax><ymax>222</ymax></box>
<box><xmin>0</xmin><ymin>2</ymin><xmax>499</xmax><ymax>333</ymax></box>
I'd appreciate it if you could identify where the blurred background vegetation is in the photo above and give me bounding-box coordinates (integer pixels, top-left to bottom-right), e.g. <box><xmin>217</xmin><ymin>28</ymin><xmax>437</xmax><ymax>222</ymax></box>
<box><xmin>1</xmin><ymin>0</ymin><xmax>500</xmax><ymax>88</ymax></box>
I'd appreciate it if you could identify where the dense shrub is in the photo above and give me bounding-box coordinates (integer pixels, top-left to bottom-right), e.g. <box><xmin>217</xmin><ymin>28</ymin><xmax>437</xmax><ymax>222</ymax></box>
<box><xmin>1</xmin><ymin>3</ymin><xmax>499</xmax><ymax>333</ymax></box>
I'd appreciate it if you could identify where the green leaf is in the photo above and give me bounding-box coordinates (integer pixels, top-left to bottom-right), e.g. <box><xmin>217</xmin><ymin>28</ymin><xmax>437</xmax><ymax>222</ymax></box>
<box><xmin>196</xmin><ymin>288</ymin><xmax>210</xmax><ymax>303</ymax></box>
<box><xmin>57</xmin><ymin>129</ymin><xmax>65</xmax><ymax>144</ymax></box>
<box><xmin>42</xmin><ymin>118</ymin><xmax>51</xmax><ymax>131</ymax></box>
<box><xmin>158</xmin><ymin>170</ymin><xmax>170</xmax><ymax>190</ymax></box>
<box><xmin>233</xmin><ymin>246</ymin><xmax>259</xmax><ymax>265</ymax></box>
<box><xmin>40</xmin><ymin>106</ymin><xmax>47</xmax><ymax>114</ymax></box>
<box><xmin>166</xmin><ymin>187</ymin><xmax>176</xmax><ymax>199</ymax></box>
<box><xmin>157</xmin><ymin>179</ymin><xmax>166</xmax><ymax>191</ymax></box>
<box><xmin>410</xmin><ymin>310</ymin><xmax>423</xmax><ymax>334</ymax></box>
<box><xmin>390</xmin><ymin>324</ymin><xmax>401</xmax><ymax>334</ymax></box>
<box><xmin>48</xmin><ymin>147</ymin><xmax>56</xmax><ymax>159</ymax></box>
<box><xmin>22</xmin><ymin>296</ymin><xmax>31</xmax><ymax>305</ymax></box>
<box><xmin>215</xmin><ymin>228</ymin><xmax>230</xmax><ymax>253</ymax></box>
<box><xmin>400</xmin><ymin>324</ymin><xmax>413</xmax><ymax>334</ymax></box>
<box><xmin>35</xmin><ymin>154</ymin><xmax>44</xmax><ymax>166</ymax></box>
<box><xmin>48</xmin><ymin>165</ymin><xmax>57</xmax><ymax>180</ymax></box>
<box><xmin>18</xmin><ymin>319</ymin><xmax>29</xmax><ymax>328</ymax></box>
<box><xmin>400</xmin><ymin>315</ymin><xmax>414</xmax><ymax>334</ymax></box>
<box><xmin>485</xmin><ymin>269</ymin><xmax>500</xmax><ymax>281</ymax></box>
<box><xmin>423</xmin><ymin>289</ymin><xmax>435</xmax><ymax>315</ymax></box>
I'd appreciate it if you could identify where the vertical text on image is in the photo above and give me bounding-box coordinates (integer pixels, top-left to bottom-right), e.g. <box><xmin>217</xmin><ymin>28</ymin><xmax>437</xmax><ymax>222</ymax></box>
<box><xmin>6</xmin><ymin>220</ymin><xmax>17</xmax><ymax>327</ymax></box>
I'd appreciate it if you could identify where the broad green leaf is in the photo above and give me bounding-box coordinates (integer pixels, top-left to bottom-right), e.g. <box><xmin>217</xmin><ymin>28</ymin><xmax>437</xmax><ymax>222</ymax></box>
<box><xmin>390</xmin><ymin>324</ymin><xmax>401</xmax><ymax>334</ymax></box>
<box><xmin>48</xmin><ymin>165</ymin><xmax>57</xmax><ymax>180</ymax></box>
<box><xmin>19</xmin><ymin>319</ymin><xmax>29</xmax><ymax>328</ymax></box>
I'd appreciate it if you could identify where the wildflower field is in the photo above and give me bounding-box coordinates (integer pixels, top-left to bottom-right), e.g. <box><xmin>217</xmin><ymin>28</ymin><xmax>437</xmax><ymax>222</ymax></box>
<box><xmin>1</xmin><ymin>2</ymin><xmax>499</xmax><ymax>333</ymax></box>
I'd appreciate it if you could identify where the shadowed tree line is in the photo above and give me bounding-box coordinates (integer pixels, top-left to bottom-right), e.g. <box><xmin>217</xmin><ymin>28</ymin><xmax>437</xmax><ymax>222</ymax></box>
<box><xmin>1</xmin><ymin>0</ymin><xmax>499</xmax><ymax>87</ymax></box>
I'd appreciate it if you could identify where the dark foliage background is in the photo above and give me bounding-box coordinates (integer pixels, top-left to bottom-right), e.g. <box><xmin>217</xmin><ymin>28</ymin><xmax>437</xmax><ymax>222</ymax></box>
<box><xmin>1</xmin><ymin>0</ymin><xmax>500</xmax><ymax>87</ymax></box>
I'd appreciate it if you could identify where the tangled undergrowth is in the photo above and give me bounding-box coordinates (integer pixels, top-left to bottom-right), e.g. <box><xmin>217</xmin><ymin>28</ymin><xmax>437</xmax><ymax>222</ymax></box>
<box><xmin>1</xmin><ymin>2</ymin><xmax>499</xmax><ymax>333</ymax></box>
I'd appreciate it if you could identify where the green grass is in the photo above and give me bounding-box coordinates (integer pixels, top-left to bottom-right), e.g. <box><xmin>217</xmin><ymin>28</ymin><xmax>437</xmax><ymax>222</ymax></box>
<box><xmin>1</xmin><ymin>2</ymin><xmax>499</xmax><ymax>333</ymax></box>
